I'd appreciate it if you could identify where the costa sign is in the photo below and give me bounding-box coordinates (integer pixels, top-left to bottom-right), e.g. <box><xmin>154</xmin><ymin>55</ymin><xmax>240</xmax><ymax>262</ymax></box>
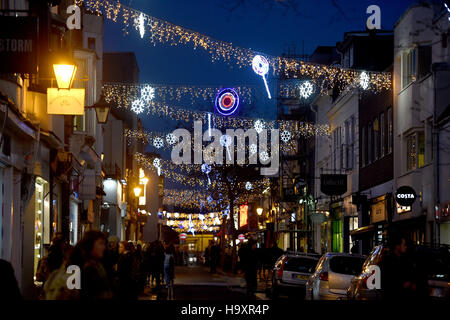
<box><xmin>395</xmin><ymin>186</ymin><xmax>416</xmax><ymax>207</ymax></box>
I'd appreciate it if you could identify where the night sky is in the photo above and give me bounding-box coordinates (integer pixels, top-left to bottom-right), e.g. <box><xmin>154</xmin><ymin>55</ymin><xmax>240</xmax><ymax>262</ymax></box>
<box><xmin>102</xmin><ymin>0</ymin><xmax>415</xmax><ymax>188</ymax></box>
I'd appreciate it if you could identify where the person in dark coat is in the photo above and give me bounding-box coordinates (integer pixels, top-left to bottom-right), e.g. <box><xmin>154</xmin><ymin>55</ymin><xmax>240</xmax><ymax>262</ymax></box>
<box><xmin>242</xmin><ymin>239</ymin><xmax>258</xmax><ymax>298</ymax></box>
<box><xmin>117</xmin><ymin>241</ymin><xmax>138</xmax><ymax>300</ymax></box>
<box><xmin>47</xmin><ymin>232</ymin><xmax>69</xmax><ymax>272</ymax></box>
<box><xmin>0</xmin><ymin>259</ymin><xmax>22</xmax><ymax>300</ymax></box>
<box><xmin>102</xmin><ymin>236</ymin><xmax>119</xmax><ymax>291</ymax></box>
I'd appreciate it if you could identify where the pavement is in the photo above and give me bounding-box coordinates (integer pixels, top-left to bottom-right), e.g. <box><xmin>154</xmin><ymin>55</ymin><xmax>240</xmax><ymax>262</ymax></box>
<box><xmin>139</xmin><ymin>265</ymin><xmax>272</xmax><ymax>300</ymax></box>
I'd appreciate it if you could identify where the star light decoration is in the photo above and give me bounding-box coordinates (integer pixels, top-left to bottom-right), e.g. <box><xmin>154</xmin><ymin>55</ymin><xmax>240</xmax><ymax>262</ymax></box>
<box><xmin>280</xmin><ymin>130</ymin><xmax>291</xmax><ymax>143</ymax></box>
<box><xmin>141</xmin><ymin>85</ymin><xmax>155</xmax><ymax>102</ymax></box>
<box><xmin>299</xmin><ymin>81</ymin><xmax>314</xmax><ymax>99</ymax></box>
<box><xmin>260</xmin><ymin>151</ymin><xmax>269</xmax><ymax>162</ymax></box>
<box><xmin>131</xmin><ymin>99</ymin><xmax>145</xmax><ymax>114</ymax></box>
<box><xmin>166</xmin><ymin>133</ymin><xmax>177</xmax><ymax>145</ymax></box>
<box><xmin>153</xmin><ymin>137</ymin><xmax>164</xmax><ymax>149</ymax></box>
<box><xmin>360</xmin><ymin>72</ymin><xmax>370</xmax><ymax>90</ymax></box>
<box><xmin>254</xmin><ymin>120</ymin><xmax>265</xmax><ymax>134</ymax></box>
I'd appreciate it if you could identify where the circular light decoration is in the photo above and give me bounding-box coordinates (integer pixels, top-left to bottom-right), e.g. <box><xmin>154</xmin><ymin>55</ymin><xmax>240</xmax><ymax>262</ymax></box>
<box><xmin>153</xmin><ymin>158</ymin><xmax>161</xmax><ymax>168</ymax></box>
<box><xmin>207</xmin><ymin>196</ymin><xmax>213</xmax><ymax>203</ymax></box>
<box><xmin>245</xmin><ymin>181</ymin><xmax>253</xmax><ymax>190</ymax></box>
<box><xmin>166</xmin><ymin>133</ymin><xmax>177</xmax><ymax>145</ymax></box>
<box><xmin>249</xmin><ymin>144</ymin><xmax>257</xmax><ymax>155</ymax></box>
<box><xmin>280</xmin><ymin>130</ymin><xmax>291</xmax><ymax>143</ymax></box>
<box><xmin>201</xmin><ymin>163</ymin><xmax>211</xmax><ymax>174</ymax></box>
<box><xmin>131</xmin><ymin>99</ymin><xmax>145</xmax><ymax>114</ymax></box>
<box><xmin>215</xmin><ymin>88</ymin><xmax>240</xmax><ymax>116</ymax></box>
<box><xmin>254</xmin><ymin>120</ymin><xmax>265</xmax><ymax>134</ymax></box>
<box><xmin>360</xmin><ymin>72</ymin><xmax>369</xmax><ymax>90</ymax></box>
<box><xmin>252</xmin><ymin>55</ymin><xmax>271</xmax><ymax>99</ymax></box>
<box><xmin>299</xmin><ymin>81</ymin><xmax>314</xmax><ymax>99</ymax></box>
<box><xmin>153</xmin><ymin>137</ymin><xmax>164</xmax><ymax>149</ymax></box>
<box><xmin>141</xmin><ymin>85</ymin><xmax>155</xmax><ymax>102</ymax></box>
<box><xmin>260</xmin><ymin>151</ymin><xmax>269</xmax><ymax>162</ymax></box>
<box><xmin>252</xmin><ymin>55</ymin><xmax>269</xmax><ymax>76</ymax></box>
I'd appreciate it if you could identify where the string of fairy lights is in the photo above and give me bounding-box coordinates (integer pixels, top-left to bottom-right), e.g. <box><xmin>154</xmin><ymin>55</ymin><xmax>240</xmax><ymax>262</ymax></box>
<box><xmin>77</xmin><ymin>0</ymin><xmax>392</xmax><ymax>95</ymax></box>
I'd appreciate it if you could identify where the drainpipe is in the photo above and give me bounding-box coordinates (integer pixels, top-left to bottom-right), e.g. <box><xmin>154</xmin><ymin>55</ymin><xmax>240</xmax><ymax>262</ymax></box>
<box><xmin>431</xmin><ymin>63</ymin><xmax>440</xmax><ymax>246</ymax></box>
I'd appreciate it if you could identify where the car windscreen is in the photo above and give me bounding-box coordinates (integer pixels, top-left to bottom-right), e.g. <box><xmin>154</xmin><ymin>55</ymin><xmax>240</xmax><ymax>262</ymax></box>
<box><xmin>329</xmin><ymin>256</ymin><xmax>365</xmax><ymax>276</ymax></box>
<box><xmin>284</xmin><ymin>257</ymin><xmax>318</xmax><ymax>273</ymax></box>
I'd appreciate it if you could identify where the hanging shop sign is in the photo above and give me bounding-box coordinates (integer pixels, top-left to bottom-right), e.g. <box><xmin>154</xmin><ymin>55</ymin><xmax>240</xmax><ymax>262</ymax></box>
<box><xmin>395</xmin><ymin>186</ymin><xmax>416</xmax><ymax>207</ymax></box>
<box><xmin>239</xmin><ymin>204</ymin><xmax>248</xmax><ymax>228</ymax></box>
<box><xmin>371</xmin><ymin>199</ymin><xmax>387</xmax><ymax>224</ymax></box>
<box><xmin>238</xmin><ymin>234</ymin><xmax>245</xmax><ymax>242</ymax></box>
<box><xmin>180</xmin><ymin>233</ymin><xmax>187</xmax><ymax>240</ymax></box>
<box><xmin>0</xmin><ymin>16</ymin><xmax>38</xmax><ymax>73</ymax></box>
<box><xmin>47</xmin><ymin>88</ymin><xmax>85</xmax><ymax>115</ymax></box>
<box><xmin>320</xmin><ymin>174</ymin><xmax>347</xmax><ymax>196</ymax></box>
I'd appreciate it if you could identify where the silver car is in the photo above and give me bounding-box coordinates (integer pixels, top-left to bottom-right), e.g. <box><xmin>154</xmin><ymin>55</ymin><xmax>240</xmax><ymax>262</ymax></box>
<box><xmin>305</xmin><ymin>253</ymin><xmax>366</xmax><ymax>300</ymax></box>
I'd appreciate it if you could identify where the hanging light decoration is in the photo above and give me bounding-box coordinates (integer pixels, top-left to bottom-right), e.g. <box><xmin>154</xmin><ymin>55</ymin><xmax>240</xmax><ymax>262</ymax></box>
<box><xmin>260</xmin><ymin>151</ymin><xmax>269</xmax><ymax>162</ymax></box>
<box><xmin>131</xmin><ymin>99</ymin><xmax>145</xmax><ymax>114</ymax></box>
<box><xmin>166</xmin><ymin>133</ymin><xmax>177</xmax><ymax>145</ymax></box>
<box><xmin>360</xmin><ymin>72</ymin><xmax>370</xmax><ymax>90</ymax></box>
<box><xmin>280</xmin><ymin>130</ymin><xmax>291</xmax><ymax>143</ymax></box>
<box><xmin>153</xmin><ymin>137</ymin><xmax>164</xmax><ymax>149</ymax></box>
<box><xmin>254</xmin><ymin>120</ymin><xmax>265</xmax><ymax>134</ymax></box>
<box><xmin>141</xmin><ymin>85</ymin><xmax>155</xmax><ymax>102</ymax></box>
<box><xmin>299</xmin><ymin>81</ymin><xmax>314</xmax><ymax>99</ymax></box>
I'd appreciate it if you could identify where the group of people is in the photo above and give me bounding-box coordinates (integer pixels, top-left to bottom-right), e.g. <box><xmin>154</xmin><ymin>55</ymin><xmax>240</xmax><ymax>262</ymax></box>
<box><xmin>34</xmin><ymin>231</ymin><xmax>176</xmax><ymax>300</ymax></box>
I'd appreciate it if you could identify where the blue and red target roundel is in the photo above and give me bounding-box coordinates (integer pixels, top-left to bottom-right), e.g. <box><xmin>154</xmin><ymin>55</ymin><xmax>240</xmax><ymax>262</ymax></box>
<box><xmin>215</xmin><ymin>88</ymin><xmax>240</xmax><ymax>116</ymax></box>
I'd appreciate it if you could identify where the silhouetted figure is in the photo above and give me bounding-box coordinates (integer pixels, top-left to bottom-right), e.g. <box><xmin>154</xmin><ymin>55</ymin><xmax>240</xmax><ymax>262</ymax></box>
<box><xmin>0</xmin><ymin>259</ymin><xmax>22</xmax><ymax>300</ymax></box>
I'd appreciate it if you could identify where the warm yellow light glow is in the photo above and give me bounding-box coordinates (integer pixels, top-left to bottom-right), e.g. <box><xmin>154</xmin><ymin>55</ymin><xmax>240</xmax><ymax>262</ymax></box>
<box><xmin>257</xmin><ymin>207</ymin><xmax>263</xmax><ymax>216</ymax></box>
<box><xmin>53</xmin><ymin>64</ymin><xmax>77</xmax><ymax>89</ymax></box>
<box><xmin>133</xmin><ymin>186</ymin><xmax>142</xmax><ymax>197</ymax></box>
<box><xmin>141</xmin><ymin>177</ymin><xmax>149</xmax><ymax>185</ymax></box>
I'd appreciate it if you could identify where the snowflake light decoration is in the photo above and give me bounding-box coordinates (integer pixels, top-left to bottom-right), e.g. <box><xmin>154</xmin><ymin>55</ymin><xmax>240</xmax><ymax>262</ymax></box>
<box><xmin>260</xmin><ymin>151</ymin><xmax>269</xmax><ymax>162</ymax></box>
<box><xmin>245</xmin><ymin>181</ymin><xmax>253</xmax><ymax>190</ymax></box>
<box><xmin>131</xmin><ymin>99</ymin><xmax>145</xmax><ymax>114</ymax></box>
<box><xmin>166</xmin><ymin>133</ymin><xmax>177</xmax><ymax>145</ymax></box>
<box><xmin>141</xmin><ymin>85</ymin><xmax>155</xmax><ymax>102</ymax></box>
<box><xmin>280</xmin><ymin>130</ymin><xmax>291</xmax><ymax>143</ymax></box>
<box><xmin>360</xmin><ymin>72</ymin><xmax>369</xmax><ymax>90</ymax></box>
<box><xmin>249</xmin><ymin>144</ymin><xmax>257</xmax><ymax>155</ymax></box>
<box><xmin>207</xmin><ymin>196</ymin><xmax>213</xmax><ymax>203</ymax></box>
<box><xmin>153</xmin><ymin>158</ymin><xmax>161</xmax><ymax>168</ymax></box>
<box><xmin>201</xmin><ymin>163</ymin><xmax>211</xmax><ymax>174</ymax></box>
<box><xmin>153</xmin><ymin>137</ymin><xmax>164</xmax><ymax>149</ymax></box>
<box><xmin>299</xmin><ymin>81</ymin><xmax>313</xmax><ymax>99</ymax></box>
<box><xmin>254</xmin><ymin>120</ymin><xmax>265</xmax><ymax>134</ymax></box>
<box><xmin>138</xmin><ymin>13</ymin><xmax>145</xmax><ymax>39</ymax></box>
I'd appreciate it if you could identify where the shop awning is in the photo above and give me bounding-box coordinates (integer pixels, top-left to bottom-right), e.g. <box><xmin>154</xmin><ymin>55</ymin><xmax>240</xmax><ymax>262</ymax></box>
<box><xmin>350</xmin><ymin>225</ymin><xmax>375</xmax><ymax>238</ymax></box>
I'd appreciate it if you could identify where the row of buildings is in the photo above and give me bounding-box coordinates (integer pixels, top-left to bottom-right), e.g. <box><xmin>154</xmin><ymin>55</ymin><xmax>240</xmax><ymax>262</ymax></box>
<box><xmin>0</xmin><ymin>1</ymin><xmax>162</xmax><ymax>298</ymax></box>
<box><xmin>268</xmin><ymin>2</ymin><xmax>449</xmax><ymax>255</ymax></box>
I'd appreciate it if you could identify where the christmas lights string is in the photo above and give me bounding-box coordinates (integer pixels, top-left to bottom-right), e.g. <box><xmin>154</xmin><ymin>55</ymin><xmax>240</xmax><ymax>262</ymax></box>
<box><xmin>78</xmin><ymin>0</ymin><xmax>392</xmax><ymax>94</ymax></box>
<box><xmin>102</xmin><ymin>83</ymin><xmax>254</xmax><ymax>107</ymax></box>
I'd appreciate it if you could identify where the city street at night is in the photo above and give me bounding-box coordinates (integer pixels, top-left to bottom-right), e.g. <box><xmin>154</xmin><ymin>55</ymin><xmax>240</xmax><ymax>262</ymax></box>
<box><xmin>0</xmin><ymin>0</ymin><xmax>449</xmax><ymax>317</ymax></box>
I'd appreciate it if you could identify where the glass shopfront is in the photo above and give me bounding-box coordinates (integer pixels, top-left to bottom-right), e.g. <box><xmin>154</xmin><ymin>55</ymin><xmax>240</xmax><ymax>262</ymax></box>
<box><xmin>34</xmin><ymin>177</ymin><xmax>49</xmax><ymax>278</ymax></box>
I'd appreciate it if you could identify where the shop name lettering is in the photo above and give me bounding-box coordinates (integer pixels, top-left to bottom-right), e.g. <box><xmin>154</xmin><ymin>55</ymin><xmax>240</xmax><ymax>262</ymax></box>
<box><xmin>0</xmin><ymin>39</ymin><xmax>32</xmax><ymax>53</ymax></box>
<box><xmin>397</xmin><ymin>193</ymin><xmax>415</xmax><ymax>199</ymax></box>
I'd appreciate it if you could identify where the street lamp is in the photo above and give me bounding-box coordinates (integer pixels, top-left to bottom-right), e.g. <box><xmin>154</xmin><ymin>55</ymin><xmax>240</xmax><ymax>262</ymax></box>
<box><xmin>257</xmin><ymin>207</ymin><xmax>263</xmax><ymax>216</ymax></box>
<box><xmin>53</xmin><ymin>63</ymin><xmax>77</xmax><ymax>89</ymax></box>
<box><xmin>85</xmin><ymin>94</ymin><xmax>110</xmax><ymax>124</ymax></box>
<box><xmin>133</xmin><ymin>186</ymin><xmax>142</xmax><ymax>197</ymax></box>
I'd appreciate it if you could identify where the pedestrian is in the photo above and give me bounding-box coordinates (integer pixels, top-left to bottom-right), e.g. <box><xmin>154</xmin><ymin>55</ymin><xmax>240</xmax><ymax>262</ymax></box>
<box><xmin>380</xmin><ymin>232</ymin><xmax>418</xmax><ymax>300</ymax></box>
<box><xmin>205</xmin><ymin>242</ymin><xmax>211</xmax><ymax>267</ymax></box>
<box><xmin>103</xmin><ymin>236</ymin><xmax>119</xmax><ymax>293</ymax></box>
<box><xmin>163</xmin><ymin>244</ymin><xmax>175</xmax><ymax>299</ymax></box>
<box><xmin>242</xmin><ymin>239</ymin><xmax>258</xmax><ymax>299</ymax></box>
<box><xmin>117</xmin><ymin>241</ymin><xmax>138</xmax><ymax>300</ymax></box>
<box><xmin>47</xmin><ymin>232</ymin><xmax>69</xmax><ymax>273</ymax></box>
<box><xmin>0</xmin><ymin>259</ymin><xmax>22</xmax><ymax>300</ymax></box>
<box><xmin>210</xmin><ymin>242</ymin><xmax>218</xmax><ymax>273</ymax></box>
<box><xmin>44</xmin><ymin>231</ymin><xmax>113</xmax><ymax>300</ymax></box>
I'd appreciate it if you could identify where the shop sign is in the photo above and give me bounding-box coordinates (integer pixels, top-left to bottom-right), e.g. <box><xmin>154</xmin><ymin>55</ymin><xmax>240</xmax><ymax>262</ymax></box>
<box><xmin>239</xmin><ymin>204</ymin><xmax>248</xmax><ymax>228</ymax></box>
<box><xmin>371</xmin><ymin>200</ymin><xmax>386</xmax><ymax>223</ymax></box>
<box><xmin>321</xmin><ymin>174</ymin><xmax>347</xmax><ymax>196</ymax></box>
<box><xmin>0</xmin><ymin>16</ymin><xmax>38</xmax><ymax>73</ymax></box>
<box><xmin>47</xmin><ymin>88</ymin><xmax>85</xmax><ymax>115</ymax></box>
<box><xmin>395</xmin><ymin>186</ymin><xmax>416</xmax><ymax>207</ymax></box>
<box><xmin>238</xmin><ymin>234</ymin><xmax>245</xmax><ymax>242</ymax></box>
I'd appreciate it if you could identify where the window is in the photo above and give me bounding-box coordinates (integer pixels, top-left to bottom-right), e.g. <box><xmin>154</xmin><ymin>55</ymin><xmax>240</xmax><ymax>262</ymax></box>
<box><xmin>406</xmin><ymin>132</ymin><xmax>425</xmax><ymax>171</ymax></box>
<box><xmin>361</xmin><ymin>126</ymin><xmax>366</xmax><ymax>167</ymax></box>
<box><xmin>368</xmin><ymin>122</ymin><xmax>372</xmax><ymax>164</ymax></box>
<box><xmin>349</xmin><ymin>216</ymin><xmax>358</xmax><ymax>252</ymax></box>
<box><xmin>88</xmin><ymin>37</ymin><xmax>96</xmax><ymax>51</ymax></box>
<box><xmin>284</xmin><ymin>257</ymin><xmax>318</xmax><ymax>274</ymax></box>
<box><xmin>380</xmin><ymin>112</ymin><xmax>385</xmax><ymax>157</ymax></box>
<box><xmin>351</xmin><ymin>116</ymin><xmax>355</xmax><ymax>168</ymax></box>
<box><xmin>401</xmin><ymin>48</ymin><xmax>416</xmax><ymax>88</ymax></box>
<box><xmin>329</xmin><ymin>256</ymin><xmax>366</xmax><ymax>275</ymax></box>
<box><xmin>387</xmin><ymin>108</ymin><xmax>392</xmax><ymax>154</ymax></box>
<box><xmin>373</xmin><ymin>117</ymin><xmax>379</xmax><ymax>160</ymax></box>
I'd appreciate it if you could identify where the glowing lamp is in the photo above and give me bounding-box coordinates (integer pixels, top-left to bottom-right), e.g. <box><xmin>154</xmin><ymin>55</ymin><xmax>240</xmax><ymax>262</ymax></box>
<box><xmin>141</xmin><ymin>176</ymin><xmax>149</xmax><ymax>185</ymax></box>
<box><xmin>257</xmin><ymin>207</ymin><xmax>263</xmax><ymax>216</ymax></box>
<box><xmin>133</xmin><ymin>186</ymin><xmax>142</xmax><ymax>197</ymax></box>
<box><xmin>53</xmin><ymin>64</ymin><xmax>77</xmax><ymax>89</ymax></box>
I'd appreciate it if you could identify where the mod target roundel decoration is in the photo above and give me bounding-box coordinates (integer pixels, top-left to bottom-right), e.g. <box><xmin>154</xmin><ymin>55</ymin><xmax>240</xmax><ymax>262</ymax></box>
<box><xmin>215</xmin><ymin>88</ymin><xmax>240</xmax><ymax>116</ymax></box>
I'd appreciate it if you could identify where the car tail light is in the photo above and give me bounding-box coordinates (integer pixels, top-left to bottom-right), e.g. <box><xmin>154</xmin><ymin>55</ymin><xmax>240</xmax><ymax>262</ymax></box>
<box><xmin>277</xmin><ymin>257</ymin><xmax>286</xmax><ymax>278</ymax></box>
<box><xmin>319</xmin><ymin>272</ymin><xmax>328</xmax><ymax>281</ymax></box>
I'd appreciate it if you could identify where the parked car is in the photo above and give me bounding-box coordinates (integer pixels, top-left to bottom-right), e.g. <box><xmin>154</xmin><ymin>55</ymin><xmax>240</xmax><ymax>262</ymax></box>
<box><xmin>271</xmin><ymin>252</ymin><xmax>320</xmax><ymax>299</ymax></box>
<box><xmin>305</xmin><ymin>253</ymin><xmax>366</xmax><ymax>300</ymax></box>
<box><xmin>348</xmin><ymin>244</ymin><xmax>450</xmax><ymax>300</ymax></box>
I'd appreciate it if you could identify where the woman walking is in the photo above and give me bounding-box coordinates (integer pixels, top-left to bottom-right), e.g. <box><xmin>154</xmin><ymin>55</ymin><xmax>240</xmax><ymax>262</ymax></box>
<box><xmin>163</xmin><ymin>244</ymin><xmax>175</xmax><ymax>300</ymax></box>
